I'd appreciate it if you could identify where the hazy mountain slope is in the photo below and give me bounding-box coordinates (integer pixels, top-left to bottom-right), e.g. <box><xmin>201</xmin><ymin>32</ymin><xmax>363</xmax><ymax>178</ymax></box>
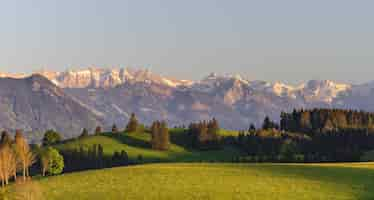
<box><xmin>0</xmin><ymin>75</ymin><xmax>103</xmax><ymax>142</ymax></box>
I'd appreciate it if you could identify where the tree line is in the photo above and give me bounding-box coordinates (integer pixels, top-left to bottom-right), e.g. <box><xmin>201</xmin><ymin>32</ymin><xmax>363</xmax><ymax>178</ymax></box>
<box><xmin>280</xmin><ymin>108</ymin><xmax>374</xmax><ymax>134</ymax></box>
<box><xmin>187</xmin><ymin>118</ymin><xmax>222</xmax><ymax>150</ymax></box>
<box><xmin>61</xmin><ymin>144</ymin><xmax>129</xmax><ymax>172</ymax></box>
<box><xmin>234</xmin><ymin>109</ymin><xmax>374</xmax><ymax>162</ymax></box>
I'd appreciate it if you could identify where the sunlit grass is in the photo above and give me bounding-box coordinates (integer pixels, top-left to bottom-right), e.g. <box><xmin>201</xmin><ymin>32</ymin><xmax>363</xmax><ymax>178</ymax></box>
<box><xmin>12</xmin><ymin>163</ymin><xmax>374</xmax><ymax>200</ymax></box>
<box><xmin>54</xmin><ymin>131</ymin><xmax>240</xmax><ymax>163</ymax></box>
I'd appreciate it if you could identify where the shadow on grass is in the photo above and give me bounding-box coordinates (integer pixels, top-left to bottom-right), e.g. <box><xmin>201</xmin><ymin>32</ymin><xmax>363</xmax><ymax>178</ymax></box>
<box><xmin>104</xmin><ymin>132</ymin><xmax>151</xmax><ymax>149</ymax></box>
<box><xmin>169</xmin><ymin>129</ymin><xmax>194</xmax><ymax>148</ymax></box>
<box><xmin>247</xmin><ymin>163</ymin><xmax>374</xmax><ymax>200</ymax></box>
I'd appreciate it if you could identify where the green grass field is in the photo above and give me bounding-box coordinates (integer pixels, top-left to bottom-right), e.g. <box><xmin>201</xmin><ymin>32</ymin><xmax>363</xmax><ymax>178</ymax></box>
<box><xmin>54</xmin><ymin>130</ymin><xmax>241</xmax><ymax>163</ymax></box>
<box><xmin>5</xmin><ymin>130</ymin><xmax>374</xmax><ymax>200</ymax></box>
<box><xmin>8</xmin><ymin>163</ymin><xmax>374</xmax><ymax>200</ymax></box>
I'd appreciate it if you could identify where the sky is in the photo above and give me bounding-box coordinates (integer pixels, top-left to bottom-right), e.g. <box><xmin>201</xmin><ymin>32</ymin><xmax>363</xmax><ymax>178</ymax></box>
<box><xmin>0</xmin><ymin>0</ymin><xmax>373</xmax><ymax>84</ymax></box>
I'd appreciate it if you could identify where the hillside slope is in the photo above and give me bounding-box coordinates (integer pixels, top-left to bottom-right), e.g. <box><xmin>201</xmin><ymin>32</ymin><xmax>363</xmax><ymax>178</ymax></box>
<box><xmin>55</xmin><ymin>130</ymin><xmax>240</xmax><ymax>163</ymax></box>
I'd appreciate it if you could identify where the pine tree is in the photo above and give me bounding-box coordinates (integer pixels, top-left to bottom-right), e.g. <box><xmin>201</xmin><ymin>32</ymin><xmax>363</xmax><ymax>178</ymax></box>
<box><xmin>95</xmin><ymin>126</ymin><xmax>102</xmax><ymax>135</ymax></box>
<box><xmin>248</xmin><ymin>124</ymin><xmax>256</xmax><ymax>132</ymax></box>
<box><xmin>151</xmin><ymin>121</ymin><xmax>160</xmax><ymax>149</ymax></box>
<box><xmin>126</xmin><ymin>113</ymin><xmax>138</xmax><ymax>133</ymax></box>
<box><xmin>160</xmin><ymin>121</ymin><xmax>170</xmax><ymax>150</ymax></box>
<box><xmin>208</xmin><ymin>118</ymin><xmax>219</xmax><ymax>135</ymax></box>
<box><xmin>0</xmin><ymin>131</ymin><xmax>12</xmax><ymax>145</ymax></box>
<box><xmin>262</xmin><ymin>116</ymin><xmax>272</xmax><ymax>130</ymax></box>
<box><xmin>80</xmin><ymin>128</ymin><xmax>89</xmax><ymax>138</ymax></box>
<box><xmin>112</xmin><ymin>124</ymin><xmax>118</xmax><ymax>133</ymax></box>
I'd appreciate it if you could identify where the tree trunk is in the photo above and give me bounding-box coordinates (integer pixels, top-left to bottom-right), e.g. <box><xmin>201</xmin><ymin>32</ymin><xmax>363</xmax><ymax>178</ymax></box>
<box><xmin>23</xmin><ymin>166</ymin><xmax>26</xmax><ymax>181</ymax></box>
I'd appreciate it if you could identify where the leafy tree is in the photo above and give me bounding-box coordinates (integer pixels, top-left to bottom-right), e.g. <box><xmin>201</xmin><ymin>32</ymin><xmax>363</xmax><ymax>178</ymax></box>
<box><xmin>42</xmin><ymin>130</ymin><xmax>62</xmax><ymax>146</ymax></box>
<box><xmin>126</xmin><ymin>113</ymin><xmax>138</xmax><ymax>133</ymax></box>
<box><xmin>40</xmin><ymin>147</ymin><xmax>64</xmax><ymax>176</ymax></box>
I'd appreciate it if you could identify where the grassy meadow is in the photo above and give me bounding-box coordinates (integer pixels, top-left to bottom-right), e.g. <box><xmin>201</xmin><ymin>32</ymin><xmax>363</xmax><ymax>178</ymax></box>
<box><xmin>7</xmin><ymin>163</ymin><xmax>374</xmax><ymax>200</ymax></box>
<box><xmin>5</xmin><ymin>129</ymin><xmax>374</xmax><ymax>200</ymax></box>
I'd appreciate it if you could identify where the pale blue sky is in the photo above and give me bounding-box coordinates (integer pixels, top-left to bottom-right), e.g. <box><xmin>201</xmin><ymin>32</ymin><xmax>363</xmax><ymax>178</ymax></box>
<box><xmin>0</xmin><ymin>0</ymin><xmax>373</xmax><ymax>84</ymax></box>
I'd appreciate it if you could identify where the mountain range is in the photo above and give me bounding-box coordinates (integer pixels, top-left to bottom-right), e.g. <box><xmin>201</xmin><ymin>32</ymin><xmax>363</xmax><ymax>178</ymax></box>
<box><xmin>1</xmin><ymin>67</ymin><xmax>374</xmax><ymax>141</ymax></box>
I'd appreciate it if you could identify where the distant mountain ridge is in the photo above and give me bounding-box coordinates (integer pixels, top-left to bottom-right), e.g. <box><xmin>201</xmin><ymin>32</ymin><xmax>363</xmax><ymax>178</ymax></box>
<box><xmin>1</xmin><ymin>67</ymin><xmax>374</xmax><ymax>141</ymax></box>
<box><xmin>0</xmin><ymin>75</ymin><xmax>103</xmax><ymax>142</ymax></box>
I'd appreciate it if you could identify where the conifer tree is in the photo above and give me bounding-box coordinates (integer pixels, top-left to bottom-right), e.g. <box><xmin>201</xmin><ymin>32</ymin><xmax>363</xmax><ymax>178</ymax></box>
<box><xmin>0</xmin><ymin>131</ymin><xmax>12</xmax><ymax>145</ymax></box>
<box><xmin>151</xmin><ymin>121</ymin><xmax>160</xmax><ymax>149</ymax></box>
<box><xmin>95</xmin><ymin>126</ymin><xmax>102</xmax><ymax>135</ymax></box>
<box><xmin>160</xmin><ymin>121</ymin><xmax>170</xmax><ymax>150</ymax></box>
<box><xmin>80</xmin><ymin>128</ymin><xmax>89</xmax><ymax>138</ymax></box>
<box><xmin>112</xmin><ymin>124</ymin><xmax>118</xmax><ymax>134</ymax></box>
<box><xmin>248</xmin><ymin>124</ymin><xmax>256</xmax><ymax>132</ymax></box>
<box><xmin>126</xmin><ymin>113</ymin><xmax>138</xmax><ymax>133</ymax></box>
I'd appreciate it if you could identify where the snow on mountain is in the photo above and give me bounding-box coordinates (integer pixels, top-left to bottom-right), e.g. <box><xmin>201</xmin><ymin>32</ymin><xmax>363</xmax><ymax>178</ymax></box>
<box><xmin>0</xmin><ymin>68</ymin><xmax>356</xmax><ymax>105</ymax></box>
<box><xmin>31</xmin><ymin>67</ymin><xmax>194</xmax><ymax>88</ymax></box>
<box><xmin>297</xmin><ymin>80</ymin><xmax>351</xmax><ymax>103</ymax></box>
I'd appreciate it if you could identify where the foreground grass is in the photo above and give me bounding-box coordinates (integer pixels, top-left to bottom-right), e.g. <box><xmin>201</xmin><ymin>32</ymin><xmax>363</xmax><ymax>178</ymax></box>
<box><xmin>55</xmin><ymin>130</ymin><xmax>241</xmax><ymax>163</ymax></box>
<box><xmin>9</xmin><ymin>163</ymin><xmax>374</xmax><ymax>200</ymax></box>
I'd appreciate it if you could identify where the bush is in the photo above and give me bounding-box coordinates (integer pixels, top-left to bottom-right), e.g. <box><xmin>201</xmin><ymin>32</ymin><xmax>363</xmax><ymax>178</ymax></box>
<box><xmin>42</xmin><ymin>130</ymin><xmax>62</xmax><ymax>146</ymax></box>
<box><xmin>41</xmin><ymin>147</ymin><xmax>64</xmax><ymax>176</ymax></box>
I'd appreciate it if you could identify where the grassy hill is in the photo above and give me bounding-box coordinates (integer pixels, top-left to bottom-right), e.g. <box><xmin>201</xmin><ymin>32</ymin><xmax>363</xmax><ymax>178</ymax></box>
<box><xmin>54</xmin><ymin>129</ymin><xmax>241</xmax><ymax>163</ymax></box>
<box><xmin>8</xmin><ymin>163</ymin><xmax>374</xmax><ymax>200</ymax></box>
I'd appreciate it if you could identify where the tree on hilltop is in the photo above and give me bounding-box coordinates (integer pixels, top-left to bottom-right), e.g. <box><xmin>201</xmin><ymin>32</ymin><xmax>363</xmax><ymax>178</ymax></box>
<box><xmin>112</xmin><ymin>124</ymin><xmax>118</xmax><ymax>134</ymax></box>
<box><xmin>126</xmin><ymin>113</ymin><xmax>139</xmax><ymax>133</ymax></box>
<box><xmin>95</xmin><ymin>126</ymin><xmax>102</xmax><ymax>135</ymax></box>
<box><xmin>0</xmin><ymin>131</ymin><xmax>12</xmax><ymax>145</ymax></box>
<box><xmin>42</xmin><ymin>130</ymin><xmax>62</xmax><ymax>146</ymax></box>
<box><xmin>80</xmin><ymin>128</ymin><xmax>89</xmax><ymax>138</ymax></box>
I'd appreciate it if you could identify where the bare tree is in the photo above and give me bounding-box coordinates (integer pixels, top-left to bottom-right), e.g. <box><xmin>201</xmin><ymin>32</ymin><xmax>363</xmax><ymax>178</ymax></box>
<box><xmin>0</xmin><ymin>144</ymin><xmax>17</xmax><ymax>187</ymax></box>
<box><xmin>15</xmin><ymin>130</ymin><xmax>35</xmax><ymax>181</ymax></box>
<box><xmin>40</xmin><ymin>150</ymin><xmax>50</xmax><ymax>177</ymax></box>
